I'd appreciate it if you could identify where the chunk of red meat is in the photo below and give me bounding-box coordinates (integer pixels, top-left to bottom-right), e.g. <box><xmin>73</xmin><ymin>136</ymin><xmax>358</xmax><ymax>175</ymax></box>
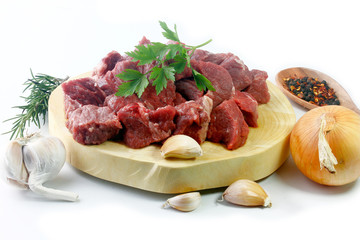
<box><xmin>62</xmin><ymin>77</ymin><xmax>106</xmax><ymax>106</ymax></box>
<box><xmin>219</xmin><ymin>54</ymin><xmax>253</xmax><ymax>91</ymax></box>
<box><xmin>92</xmin><ymin>50</ymin><xmax>122</xmax><ymax>80</ymax></box>
<box><xmin>174</xmin><ymin>92</ymin><xmax>186</xmax><ymax>105</ymax></box>
<box><xmin>117</xmin><ymin>103</ymin><xmax>176</xmax><ymax>148</ymax></box>
<box><xmin>140</xmin><ymin>80</ymin><xmax>176</xmax><ymax>110</ymax></box>
<box><xmin>244</xmin><ymin>69</ymin><xmax>270</xmax><ymax>104</ymax></box>
<box><xmin>104</xmin><ymin>94</ymin><xmax>142</xmax><ymax>114</ymax></box>
<box><xmin>96</xmin><ymin>60</ymin><xmax>139</xmax><ymax>95</ymax></box>
<box><xmin>191</xmin><ymin>60</ymin><xmax>234</xmax><ymax>107</ymax></box>
<box><xmin>174</xmin><ymin>96</ymin><xmax>213</xmax><ymax>144</ymax></box>
<box><xmin>138</xmin><ymin>36</ymin><xmax>151</xmax><ymax>46</ymax></box>
<box><xmin>66</xmin><ymin>105</ymin><xmax>121</xmax><ymax>145</ymax></box>
<box><xmin>207</xmin><ymin>99</ymin><xmax>249</xmax><ymax>150</ymax></box>
<box><xmin>175</xmin><ymin>79</ymin><xmax>204</xmax><ymax>101</ymax></box>
<box><xmin>175</xmin><ymin>65</ymin><xmax>193</xmax><ymax>80</ymax></box>
<box><xmin>232</xmin><ymin>91</ymin><xmax>258</xmax><ymax>127</ymax></box>
<box><xmin>192</xmin><ymin>49</ymin><xmax>253</xmax><ymax>91</ymax></box>
<box><xmin>63</xmin><ymin>95</ymin><xmax>82</xmax><ymax>119</ymax></box>
<box><xmin>191</xmin><ymin>49</ymin><xmax>227</xmax><ymax>64</ymax></box>
<box><xmin>62</xmin><ymin>77</ymin><xmax>107</xmax><ymax>118</ymax></box>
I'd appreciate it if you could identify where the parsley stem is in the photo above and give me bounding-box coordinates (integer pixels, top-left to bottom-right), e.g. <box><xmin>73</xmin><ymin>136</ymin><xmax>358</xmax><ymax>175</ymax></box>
<box><xmin>186</xmin><ymin>39</ymin><xmax>212</xmax><ymax>50</ymax></box>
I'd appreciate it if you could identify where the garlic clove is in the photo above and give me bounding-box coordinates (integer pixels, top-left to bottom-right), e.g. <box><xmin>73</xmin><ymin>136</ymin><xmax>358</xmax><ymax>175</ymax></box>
<box><xmin>4</xmin><ymin>140</ymin><xmax>29</xmax><ymax>189</ymax></box>
<box><xmin>221</xmin><ymin>179</ymin><xmax>271</xmax><ymax>207</ymax></box>
<box><xmin>163</xmin><ymin>192</ymin><xmax>201</xmax><ymax>212</ymax></box>
<box><xmin>160</xmin><ymin>135</ymin><xmax>203</xmax><ymax>159</ymax></box>
<box><xmin>23</xmin><ymin>136</ymin><xmax>66</xmax><ymax>181</ymax></box>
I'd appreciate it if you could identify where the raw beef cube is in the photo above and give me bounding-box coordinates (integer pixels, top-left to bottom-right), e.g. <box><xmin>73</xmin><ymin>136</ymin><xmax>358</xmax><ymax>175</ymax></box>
<box><xmin>191</xmin><ymin>60</ymin><xmax>234</xmax><ymax>107</ymax></box>
<box><xmin>66</xmin><ymin>105</ymin><xmax>122</xmax><ymax>145</ymax></box>
<box><xmin>97</xmin><ymin>60</ymin><xmax>139</xmax><ymax>95</ymax></box>
<box><xmin>207</xmin><ymin>99</ymin><xmax>249</xmax><ymax>150</ymax></box>
<box><xmin>62</xmin><ymin>77</ymin><xmax>107</xmax><ymax>117</ymax></box>
<box><xmin>63</xmin><ymin>95</ymin><xmax>82</xmax><ymax>119</ymax></box>
<box><xmin>232</xmin><ymin>91</ymin><xmax>259</xmax><ymax>127</ymax></box>
<box><xmin>175</xmin><ymin>64</ymin><xmax>193</xmax><ymax>80</ymax></box>
<box><xmin>175</xmin><ymin>79</ymin><xmax>204</xmax><ymax>100</ymax></box>
<box><xmin>117</xmin><ymin>103</ymin><xmax>176</xmax><ymax>148</ymax></box>
<box><xmin>174</xmin><ymin>96</ymin><xmax>213</xmax><ymax>144</ymax></box>
<box><xmin>92</xmin><ymin>50</ymin><xmax>122</xmax><ymax>79</ymax></box>
<box><xmin>62</xmin><ymin>77</ymin><xmax>106</xmax><ymax>106</ymax></box>
<box><xmin>220</xmin><ymin>54</ymin><xmax>253</xmax><ymax>91</ymax></box>
<box><xmin>174</xmin><ymin>92</ymin><xmax>187</xmax><ymax>105</ymax></box>
<box><xmin>138</xmin><ymin>36</ymin><xmax>151</xmax><ymax>46</ymax></box>
<box><xmin>192</xmin><ymin>49</ymin><xmax>253</xmax><ymax>91</ymax></box>
<box><xmin>140</xmin><ymin>80</ymin><xmax>176</xmax><ymax>110</ymax></box>
<box><xmin>104</xmin><ymin>94</ymin><xmax>142</xmax><ymax>114</ymax></box>
<box><xmin>191</xmin><ymin>49</ymin><xmax>227</xmax><ymax>64</ymax></box>
<box><xmin>244</xmin><ymin>69</ymin><xmax>270</xmax><ymax>104</ymax></box>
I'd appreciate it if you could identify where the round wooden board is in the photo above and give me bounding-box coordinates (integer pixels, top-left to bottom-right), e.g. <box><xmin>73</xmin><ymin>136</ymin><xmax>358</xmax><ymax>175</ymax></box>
<box><xmin>48</xmin><ymin>72</ymin><xmax>296</xmax><ymax>193</ymax></box>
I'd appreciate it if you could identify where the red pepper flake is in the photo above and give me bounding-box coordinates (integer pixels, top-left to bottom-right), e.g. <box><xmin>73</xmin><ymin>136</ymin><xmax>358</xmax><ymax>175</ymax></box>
<box><xmin>283</xmin><ymin>76</ymin><xmax>340</xmax><ymax>106</ymax></box>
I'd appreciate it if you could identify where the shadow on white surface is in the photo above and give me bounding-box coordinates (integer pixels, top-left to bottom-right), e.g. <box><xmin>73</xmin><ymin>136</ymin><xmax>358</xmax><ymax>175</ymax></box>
<box><xmin>275</xmin><ymin>156</ymin><xmax>357</xmax><ymax>195</ymax></box>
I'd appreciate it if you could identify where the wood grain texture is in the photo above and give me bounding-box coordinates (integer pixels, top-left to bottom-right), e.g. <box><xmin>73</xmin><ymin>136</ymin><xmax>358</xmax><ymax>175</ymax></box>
<box><xmin>275</xmin><ymin>67</ymin><xmax>360</xmax><ymax>114</ymax></box>
<box><xmin>48</xmin><ymin>72</ymin><xmax>296</xmax><ymax>193</ymax></box>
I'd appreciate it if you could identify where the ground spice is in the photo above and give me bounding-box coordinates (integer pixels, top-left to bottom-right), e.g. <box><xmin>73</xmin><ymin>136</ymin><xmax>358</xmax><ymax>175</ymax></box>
<box><xmin>283</xmin><ymin>76</ymin><xmax>340</xmax><ymax>106</ymax></box>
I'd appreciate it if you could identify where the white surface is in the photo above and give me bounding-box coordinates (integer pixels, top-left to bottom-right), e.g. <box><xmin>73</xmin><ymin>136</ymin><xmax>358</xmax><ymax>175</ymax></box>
<box><xmin>1</xmin><ymin>0</ymin><xmax>360</xmax><ymax>239</ymax></box>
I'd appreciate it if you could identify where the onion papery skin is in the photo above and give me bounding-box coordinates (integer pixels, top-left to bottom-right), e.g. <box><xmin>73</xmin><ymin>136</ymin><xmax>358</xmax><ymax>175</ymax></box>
<box><xmin>290</xmin><ymin>106</ymin><xmax>360</xmax><ymax>186</ymax></box>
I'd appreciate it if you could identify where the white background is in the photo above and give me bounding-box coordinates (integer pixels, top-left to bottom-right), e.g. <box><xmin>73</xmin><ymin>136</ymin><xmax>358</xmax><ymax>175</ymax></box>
<box><xmin>1</xmin><ymin>0</ymin><xmax>360</xmax><ymax>239</ymax></box>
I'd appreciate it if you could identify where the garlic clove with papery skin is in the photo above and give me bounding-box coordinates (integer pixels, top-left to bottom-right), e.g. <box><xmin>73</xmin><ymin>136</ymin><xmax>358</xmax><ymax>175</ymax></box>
<box><xmin>220</xmin><ymin>179</ymin><xmax>271</xmax><ymax>207</ymax></box>
<box><xmin>162</xmin><ymin>192</ymin><xmax>201</xmax><ymax>212</ymax></box>
<box><xmin>3</xmin><ymin>133</ymin><xmax>79</xmax><ymax>202</ymax></box>
<box><xmin>4</xmin><ymin>140</ymin><xmax>29</xmax><ymax>189</ymax></box>
<box><xmin>160</xmin><ymin>135</ymin><xmax>203</xmax><ymax>159</ymax></box>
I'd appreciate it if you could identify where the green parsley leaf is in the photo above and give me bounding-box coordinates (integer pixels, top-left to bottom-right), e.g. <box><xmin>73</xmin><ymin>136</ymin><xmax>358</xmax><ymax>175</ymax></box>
<box><xmin>166</xmin><ymin>44</ymin><xmax>184</xmax><ymax>60</ymax></box>
<box><xmin>159</xmin><ymin>21</ymin><xmax>179</xmax><ymax>42</ymax></box>
<box><xmin>192</xmin><ymin>69</ymin><xmax>216</xmax><ymax>92</ymax></box>
<box><xmin>115</xmin><ymin>69</ymin><xmax>149</xmax><ymax>97</ymax></box>
<box><xmin>170</xmin><ymin>55</ymin><xmax>187</xmax><ymax>74</ymax></box>
<box><xmin>163</xmin><ymin>65</ymin><xmax>176</xmax><ymax>82</ymax></box>
<box><xmin>116</xmin><ymin>68</ymin><xmax>143</xmax><ymax>81</ymax></box>
<box><xmin>126</xmin><ymin>42</ymin><xmax>168</xmax><ymax>65</ymax></box>
<box><xmin>150</xmin><ymin>66</ymin><xmax>175</xmax><ymax>94</ymax></box>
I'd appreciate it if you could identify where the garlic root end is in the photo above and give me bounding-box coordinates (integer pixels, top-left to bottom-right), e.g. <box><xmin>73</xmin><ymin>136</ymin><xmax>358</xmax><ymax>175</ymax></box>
<box><xmin>29</xmin><ymin>184</ymin><xmax>79</xmax><ymax>202</ymax></box>
<box><xmin>217</xmin><ymin>194</ymin><xmax>225</xmax><ymax>203</ymax></box>
<box><xmin>263</xmin><ymin>197</ymin><xmax>272</xmax><ymax>208</ymax></box>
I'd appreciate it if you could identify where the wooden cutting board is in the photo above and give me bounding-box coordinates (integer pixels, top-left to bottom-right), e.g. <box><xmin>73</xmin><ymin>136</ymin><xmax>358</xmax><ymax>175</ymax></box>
<box><xmin>48</xmin><ymin>72</ymin><xmax>296</xmax><ymax>193</ymax></box>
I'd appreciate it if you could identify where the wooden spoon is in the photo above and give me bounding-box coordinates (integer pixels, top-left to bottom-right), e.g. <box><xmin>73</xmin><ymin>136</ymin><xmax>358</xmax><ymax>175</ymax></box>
<box><xmin>275</xmin><ymin>67</ymin><xmax>360</xmax><ymax>114</ymax></box>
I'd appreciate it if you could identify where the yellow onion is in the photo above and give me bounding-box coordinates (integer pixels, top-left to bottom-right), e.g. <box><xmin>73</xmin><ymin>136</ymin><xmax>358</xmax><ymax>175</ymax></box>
<box><xmin>290</xmin><ymin>105</ymin><xmax>360</xmax><ymax>186</ymax></box>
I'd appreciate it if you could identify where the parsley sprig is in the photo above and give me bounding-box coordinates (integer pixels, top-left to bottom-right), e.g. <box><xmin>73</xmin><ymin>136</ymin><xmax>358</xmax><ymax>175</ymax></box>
<box><xmin>115</xmin><ymin>21</ymin><xmax>215</xmax><ymax>98</ymax></box>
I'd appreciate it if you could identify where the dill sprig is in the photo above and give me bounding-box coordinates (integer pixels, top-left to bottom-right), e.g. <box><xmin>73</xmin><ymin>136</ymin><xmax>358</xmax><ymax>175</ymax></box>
<box><xmin>3</xmin><ymin>69</ymin><xmax>68</xmax><ymax>139</ymax></box>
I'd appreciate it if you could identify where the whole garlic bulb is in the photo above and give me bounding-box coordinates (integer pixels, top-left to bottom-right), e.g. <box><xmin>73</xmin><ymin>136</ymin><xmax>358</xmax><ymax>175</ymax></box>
<box><xmin>3</xmin><ymin>133</ymin><xmax>78</xmax><ymax>201</ymax></box>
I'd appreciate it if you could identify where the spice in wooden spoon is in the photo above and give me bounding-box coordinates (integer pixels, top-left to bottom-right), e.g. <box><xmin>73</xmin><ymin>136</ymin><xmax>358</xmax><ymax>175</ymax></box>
<box><xmin>283</xmin><ymin>76</ymin><xmax>340</xmax><ymax>106</ymax></box>
<box><xmin>275</xmin><ymin>67</ymin><xmax>360</xmax><ymax>114</ymax></box>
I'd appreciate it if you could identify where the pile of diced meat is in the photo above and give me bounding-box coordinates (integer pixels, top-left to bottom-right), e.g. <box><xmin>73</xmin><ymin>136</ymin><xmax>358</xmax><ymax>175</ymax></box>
<box><xmin>62</xmin><ymin>37</ymin><xmax>270</xmax><ymax>150</ymax></box>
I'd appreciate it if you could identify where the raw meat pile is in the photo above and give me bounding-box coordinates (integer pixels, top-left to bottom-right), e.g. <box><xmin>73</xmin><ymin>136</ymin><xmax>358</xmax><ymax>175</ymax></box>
<box><xmin>62</xmin><ymin>37</ymin><xmax>270</xmax><ymax>150</ymax></box>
